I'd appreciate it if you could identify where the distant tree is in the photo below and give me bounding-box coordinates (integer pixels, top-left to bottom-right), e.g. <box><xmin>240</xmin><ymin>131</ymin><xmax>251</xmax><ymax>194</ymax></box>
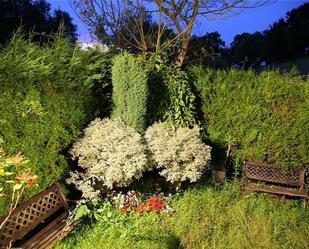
<box><xmin>266</xmin><ymin>19</ymin><xmax>290</xmax><ymax>61</ymax></box>
<box><xmin>50</xmin><ymin>9</ymin><xmax>77</xmax><ymax>42</ymax></box>
<box><xmin>0</xmin><ymin>0</ymin><xmax>77</xmax><ymax>44</ymax></box>
<box><xmin>266</xmin><ymin>2</ymin><xmax>309</xmax><ymax>62</ymax></box>
<box><xmin>113</xmin><ymin>11</ymin><xmax>176</xmax><ymax>54</ymax></box>
<box><xmin>230</xmin><ymin>32</ymin><xmax>268</xmax><ymax>68</ymax></box>
<box><xmin>285</xmin><ymin>3</ymin><xmax>309</xmax><ymax>57</ymax></box>
<box><xmin>145</xmin><ymin>0</ymin><xmax>270</xmax><ymax>68</ymax></box>
<box><xmin>186</xmin><ymin>32</ymin><xmax>226</xmax><ymax>67</ymax></box>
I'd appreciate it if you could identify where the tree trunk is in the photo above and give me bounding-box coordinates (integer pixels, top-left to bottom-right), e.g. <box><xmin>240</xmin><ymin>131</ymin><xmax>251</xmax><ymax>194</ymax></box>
<box><xmin>225</xmin><ymin>143</ymin><xmax>232</xmax><ymax>173</ymax></box>
<box><xmin>175</xmin><ymin>37</ymin><xmax>190</xmax><ymax>68</ymax></box>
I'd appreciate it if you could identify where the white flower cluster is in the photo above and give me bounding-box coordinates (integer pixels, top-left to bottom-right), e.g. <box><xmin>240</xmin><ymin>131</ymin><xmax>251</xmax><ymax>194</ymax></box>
<box><xmin>145</xmin><ymin>122</ymin><xmax>212</xmax><ymax>184</ymax></box>
<box><xmin>66</xmin><ymin>171</ymin><xmax>101</xmax><ymax>202</ymax></box>
<box><xmin>68</xmin><ymin>118</ymin><xmax>148</xmax><ymax>193</ymax></box>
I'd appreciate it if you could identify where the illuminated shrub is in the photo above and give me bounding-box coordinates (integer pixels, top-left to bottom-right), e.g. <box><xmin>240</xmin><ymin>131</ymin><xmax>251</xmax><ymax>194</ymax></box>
<box><xmin>68</xmin><ymin>118</ymin><xmax>148</xmax><ymax>199</ymax></box>
<box><xmin>145</xmin><ymin>122</ymin><xmax>212</xmax><ymax>184</ymax></box>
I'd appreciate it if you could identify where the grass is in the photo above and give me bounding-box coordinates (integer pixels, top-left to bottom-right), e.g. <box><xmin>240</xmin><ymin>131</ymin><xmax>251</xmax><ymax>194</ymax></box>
<box><xmin>54</xmin><ymin>182</ymin><xmax>309</xmax><ymax>249</ymax></box>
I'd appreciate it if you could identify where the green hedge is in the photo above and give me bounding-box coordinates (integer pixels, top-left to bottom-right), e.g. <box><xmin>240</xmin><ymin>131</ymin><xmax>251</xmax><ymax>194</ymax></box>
<box><xmin>191</xmin><ymin>66</ymin><xmax>309</xmax><ymax>171</ymax></box>
<box><xmin>0</xmin><ymin>34</ymin><xmax>113</xmax><ymax>214</ymax></box>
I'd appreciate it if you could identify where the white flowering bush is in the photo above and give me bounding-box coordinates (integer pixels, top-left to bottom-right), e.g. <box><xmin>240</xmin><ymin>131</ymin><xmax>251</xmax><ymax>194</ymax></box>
<box><xmin>67</xmin><ymin>118</ymin><xmax>148</xmax><ymax>200</ymax></box>
<box><xmin>145</xmin><ymin>122</ymin><xmax>211</xmax><ymax>184</ymax></box>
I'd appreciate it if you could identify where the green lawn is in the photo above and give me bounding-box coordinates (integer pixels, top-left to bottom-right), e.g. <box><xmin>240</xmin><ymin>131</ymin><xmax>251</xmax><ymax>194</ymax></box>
<box><xmin>55</xmin><ymin>182</ymin><xmax>309</xmax><ymax>249</ymax></box>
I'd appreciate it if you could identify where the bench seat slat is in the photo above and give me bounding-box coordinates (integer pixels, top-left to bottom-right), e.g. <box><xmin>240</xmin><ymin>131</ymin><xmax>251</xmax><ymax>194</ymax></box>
<box><xmin>30</xmin><ymin>216</ymin><xmax>80</xmax><ymax>249</ymax></box>
<box><xmin>20</xmin><ymin>211</ymin><xmax>68</xmax><ymax>249</ymax></box>
<box><xmin>245</xmin><ymin>183</ymin><xmax>308</xmax><ymax>198</ymax></box>
<box><xmin>36</xmin><ymin>220</ymin><xmax>80</xmax><ymax>249</ymax></box>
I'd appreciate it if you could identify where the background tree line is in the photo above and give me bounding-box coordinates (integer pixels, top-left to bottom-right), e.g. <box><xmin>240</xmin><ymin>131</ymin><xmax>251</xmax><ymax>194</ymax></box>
<box><xmin>72</xmin><ymin>0</ymin><xmax>308</xmax><ymax>69</ymax></box>
<box><xmin>0</xmin><ymin>0</ymin><xmax>77</xmax><ymax>44</ymax></box>
<box><xmin>171</xmin><ymin>2</ymin><xmax>309</xmax><ymax>69</ymax></box>
<box><xmin>0</xmin><ymin>0</ymin><xmax>308</xmax><ymax>69</ymax></box>
<box><xmin>229</xmin><ymin>2</ymin><xmax>309</xmax><ymax>68</ymax></box>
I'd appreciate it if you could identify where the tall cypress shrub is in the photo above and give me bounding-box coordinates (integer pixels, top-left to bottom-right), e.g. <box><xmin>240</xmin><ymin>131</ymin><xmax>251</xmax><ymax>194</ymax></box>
<box><xmin>112</xmin><ymin>53</ymin><xmax>148</xmax><ymax>133</ymax></box>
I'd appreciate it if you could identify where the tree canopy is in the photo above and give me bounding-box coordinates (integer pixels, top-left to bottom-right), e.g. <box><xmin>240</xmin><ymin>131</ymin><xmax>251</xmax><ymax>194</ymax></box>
<box><xmin>185</xmin><ymin>32</ymin><xmax>226</xmax><ymax>67</ymax></box>
<box><xmin>0</xmin><ymin>0</ymin><xmax>77</xmax><ymax>44</ymax></box>
<box><xmin>230</xmin><ymin>32</ymin><xmax>268</xmax><ymax>68</ymax></box>
<box><xmin>230</xmin><ymin>2</ymin><xmax>309</xmax><ymax>66</ymax></box>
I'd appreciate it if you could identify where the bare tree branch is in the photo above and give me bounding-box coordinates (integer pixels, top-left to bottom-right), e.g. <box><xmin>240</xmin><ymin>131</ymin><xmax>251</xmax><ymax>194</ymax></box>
<box><xmin>72</xmin><ymin>0</ymin><xmax>271</xmax><ymax>67</ymax></box>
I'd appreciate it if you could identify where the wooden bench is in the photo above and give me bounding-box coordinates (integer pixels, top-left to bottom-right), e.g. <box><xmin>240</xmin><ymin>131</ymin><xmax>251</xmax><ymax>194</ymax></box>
<box><xmin>243</xmin><ymin>161</ymin><xmax>308</xmax><ymax>200</ymax></box>
<box><xmin>0</xmin><ymin>182</ymin><xmax>78</xmax><ymax>249</ymax></box>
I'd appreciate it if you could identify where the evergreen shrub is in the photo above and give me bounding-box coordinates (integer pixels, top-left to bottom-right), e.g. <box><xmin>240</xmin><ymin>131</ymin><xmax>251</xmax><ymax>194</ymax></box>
<box><xmin>191</xmin><ymin>66</ymin><xmax>309</xmax><ymax>171</ymax></box>
<box><xmin>112</xmin><ymin>53</ymin><xmax>148</xmax><ymax>133</ymax></box>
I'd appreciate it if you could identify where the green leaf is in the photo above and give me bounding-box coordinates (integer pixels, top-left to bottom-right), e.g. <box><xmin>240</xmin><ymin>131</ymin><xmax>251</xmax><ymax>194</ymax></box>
<box><xmin>75</xmin><ymin>205</ymin><xmax>90</xmax><ymax>220</ymax></box>
<box><xmin>13</xmin><ymin>183</ymin><xmax>23</xmax><ymax>191</ymax></box>
<box><xmin>0</xmin><ymin>171</ymin><xmax>14</xmax><ymax>176</ymax></box>
<box><xmin>5</xmin><ymin>180</ymin><xmax>15</xmax><ymax>184</ymax></box>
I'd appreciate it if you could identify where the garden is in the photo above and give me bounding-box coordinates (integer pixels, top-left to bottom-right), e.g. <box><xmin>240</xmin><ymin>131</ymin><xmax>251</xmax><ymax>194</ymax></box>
<box><xmin>0</xmin><ymin>29</ymin><xmax>308</xmax><ymax>248</ymax></box>
<box><xmin>2</xmin><ymin>1</ymin><xmax>309</xmax><ymax>246</ymax></box>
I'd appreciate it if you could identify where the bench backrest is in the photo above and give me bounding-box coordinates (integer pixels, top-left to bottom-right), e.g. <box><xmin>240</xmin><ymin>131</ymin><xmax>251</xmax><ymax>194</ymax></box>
<box><xmin>244</xmin><ymin>161</ymin><xmax>305</xmax><ymax>187</ymax></box>
<box><xmin>0</xmin><ymin>182</ymin><xmax>68</xmax><ymax>247</ymax></box>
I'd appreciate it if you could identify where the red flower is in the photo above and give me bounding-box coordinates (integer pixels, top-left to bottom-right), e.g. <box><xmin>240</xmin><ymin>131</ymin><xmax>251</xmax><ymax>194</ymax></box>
<box><xmin>135</xmin><ymin>197</ymin><xmax>165</xmax><ymax>214</ymax></box>
<box><xmin>27</xmin><ymin>177</ymin><xmax>37</xmax><ymax>187</ymax></box>
<box><xmin>120</xmin><ymin>204</ymin><xmax>130</xmax><ymax>213</ymax></box>
<box><xmin>145</xmin><ymin>197</ymin><xmax>164</xmax><ymax>213</ymax></box>
<box><xmin>135</xmin><ymin>204</ymin><xmax>146</xmax><ymax>214</ymax></box>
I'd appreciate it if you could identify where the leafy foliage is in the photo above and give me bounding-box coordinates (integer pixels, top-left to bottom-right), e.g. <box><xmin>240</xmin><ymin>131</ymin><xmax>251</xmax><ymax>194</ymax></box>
<box><xmin>191</xmin><ymin>66</ymin><xmax>309</xmax><ymax>171</ymax></box>
<box><xmin>163</xmin><ymin>68</ymin><xmax>197</xmax><ymax>128</ymax></box>
<box><xmin>0</xmin><ymin>148</ymin><xmax>30</xmax><ymax>199</ymax></box>
<box><xmin>0</xmin><ymin>34</ymin><xmax>113</xmax><ymax>214</ymax></box>
<box><xmin>79</xmin><ymin>46</ymin><xmax>117</xmax><ymax>117</ymax></box>
<box><xmin>112</xmin><ymin>53</ymin><xmax>148</xmax><ymax>133</ymax></box>
<box><xmin>145</xmin><ymin>122</ymin><xmax>211</xmax><ymax>184</ymax></box>
<box><xmin>69</xmin><ymin>118</ymin><xmax>148</xmax><ymax>194</ymax></box>
<box><xmin>141</xmin><ymin>55</ymin><xmax>197</xmax><ymax>128</ymax></box>
<box><xmin>0</xmin><ymin>148</ymin><xmax>39</xmax><ymax>230</ymax></box>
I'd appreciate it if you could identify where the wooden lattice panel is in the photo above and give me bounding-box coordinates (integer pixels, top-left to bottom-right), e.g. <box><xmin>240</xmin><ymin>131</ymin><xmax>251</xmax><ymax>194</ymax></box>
<box><xmin>0</xmin><ymin>183</ymin><xmax>67</xmax><ymax>246</ymax></box>
<box><xmin>244</xmin><ymin>161</ymin><xmax>304</xmax><ymax>186</ymax></box>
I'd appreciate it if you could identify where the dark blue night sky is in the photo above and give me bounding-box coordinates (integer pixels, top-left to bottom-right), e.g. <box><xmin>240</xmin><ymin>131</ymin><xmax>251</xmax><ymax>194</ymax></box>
<box><xmin>49</xmin><ymin>0</ymin><xmax>308</xmax><ymax>46</ymax></box>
